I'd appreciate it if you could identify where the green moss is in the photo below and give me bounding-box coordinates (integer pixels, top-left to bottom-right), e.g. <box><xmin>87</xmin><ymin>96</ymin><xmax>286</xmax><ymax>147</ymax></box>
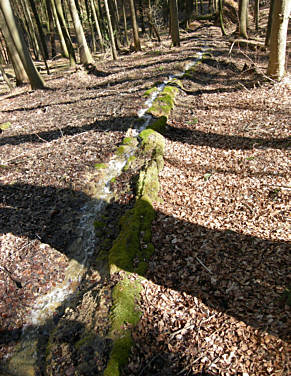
<box><xmin>148</xmin><ymin>101</ymin><xmax>172</xmax><ymax>117</ymax></box>
<box><xmin>116</xmin><ymin>145</ymin><xmax>131</xmax><ymax>157</ymax></box>
<box><xmin>147</xmin><ymin>116</ymin><xmax>167</xmax><ymax>134</ymax></box>
<box><xmin>122</xmin><ymin>137</ymin><xmax>137</xmax><ymax>146</ymax></box>
<box><xmin>104</xmin><ymin>276</ymin><xmax>142</xmax><ymax>376</ymax></box>
<box><xmin>94</xmin><ymin>163</ymin><xmax>107</xmax><ymax>170</ymax></box>
<box><xmin>144</xmin><ymin>87</ymin><xmax>158</xmax><ymax>97</ymax></box>
<box><xmin>123</xmin><ymin>155</ymin><xmax>136</xmax><ymax>171</ymax></box>
<box><xmin>139</xmin><ymin>128</ymin><xmax>165</xmax><ymax>159</ymax></box>
<box><xmin>0</xmin><ymin>122</ymin><xmax>11</xmax><ymax>130</ymax></box>
<box><xmin>147</xmin><ymin>84</ymin><xmax>178</xmax><ymax>118</ymax></box>
<box><xmin>109</xmin><ymin>198</ymin><xmax>155</xmax><ymax>274</ymax></box>
<box><xmin>110</xmin><ymin>177</ymin><xmax>116</xmax><ymax>184</ymax></box>
<box><xmin>103</xmin><ymin>335</ymin><xmax>133</xmax><ymax>376</ymax></box>
<box><xmin>168</xmin><ymin>78</ymin><xmax>183</xmax><ymax>89</ymax></box>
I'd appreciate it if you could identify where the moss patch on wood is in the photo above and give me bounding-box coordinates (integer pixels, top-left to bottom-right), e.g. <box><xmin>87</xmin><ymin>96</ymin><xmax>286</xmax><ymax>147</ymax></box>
<box><xmin>0</xmin><ymin>122</ymin><xmax>11</xmax><ymax>130</ymax></box>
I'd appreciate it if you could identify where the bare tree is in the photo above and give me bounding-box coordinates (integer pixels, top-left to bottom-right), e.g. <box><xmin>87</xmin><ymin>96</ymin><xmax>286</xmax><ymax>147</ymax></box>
<box><xmin>0</xmin><ymin>0</ymin><xmax>45</xmax><ymax>89</ymax></box>
<box><xmin>267</xmin><ymin>0</ymin><xmax>291</xmax><ymax>80</ymax></box>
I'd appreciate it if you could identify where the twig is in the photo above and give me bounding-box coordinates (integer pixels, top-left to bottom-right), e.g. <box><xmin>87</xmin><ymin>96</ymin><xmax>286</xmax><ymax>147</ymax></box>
<box><xmin>0</xmin><ymin>265</ymin><xmax>22</xmax><ymax>288</ymax></box>
<box><xmin>138</xmin><ymin>354</ymin><xmax>162</xmax><ymax>376</ymax></box>
<box><xmin>196</xmin><ymin>256</ymin><xmax>213</xmax><ymax>274</ymax></box>
<box><xmin>169</xmin><ymin>322</ymin><xmax>196</xmax><ymax>340</ymax></box>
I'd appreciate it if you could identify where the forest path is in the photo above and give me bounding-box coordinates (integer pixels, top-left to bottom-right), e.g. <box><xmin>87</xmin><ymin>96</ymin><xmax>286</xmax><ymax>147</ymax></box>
<box><xmin>0</xmin><ymin>24</ymin><xmax>290</xmax><ymax>376</ymax></box>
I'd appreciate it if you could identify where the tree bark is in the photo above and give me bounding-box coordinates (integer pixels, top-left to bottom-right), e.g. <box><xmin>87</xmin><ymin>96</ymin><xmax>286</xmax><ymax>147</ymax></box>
<box><xmin>0</xmin><ymin>10</ymin><xmax>28</xmax><ymax>84</ymax></box>
<box><xmin>0</xmin><ymin>0</ymin><xmax>45</xmax><ymax>89</ymax></box>
<box><xmin>238</xmin><ymin>0</ymin><xmax>248</xmax><ymax>38</ymax></box>
<box><xmin>28</xmin><ymin>0</ymin><xmax>49</xmax><ymax>60</ymax></box>
<box><xmin>169</xmin><ymin>0</ymin><xmax>180</xmax><ymax>46</ymax></box>
<box><xmin>218</xmin><ymin>0</ymin><xmax>226</xmax><ymax>36</ymax></box>
<box><xmin>267</xmin><ymin>0</ymin><xmax>291</xmax><ymax>81</ymax></box>
<box><xmin>104</xmin><ymin>0</ymin><xmax>118</xmax><ymax>59</ymax></box>
<box><xmin>265</xmin><ymin>0</ymin><xmax>274</xmax><ymax>47</ymax></box>
<box><xmin>90</xmin><ymin>0</ymin><xmax>104</xmax><ymax>51</ymax></box>
<box><xmin>55</xmin><ymin>0</ymin><xmax>76</xmax><ymax>66</ymax></box>
<box><xmin>68</xmin><ymin>0</ymin><xmax>93</xmax><ymax>64</ymax></box>
<box><xmin>50</xmin><ymin>0</ymin><xmax>69</xmax><ymax>57</ymax></box>
<box><xmin>254</xmin><ymin>0</ymin><xmax>259</xmax><ymax>31</ymax></box>
<box><xmin>128</xmin><ymin>0</ymin><xmax>141</xmax><ymax>51</ymax></box>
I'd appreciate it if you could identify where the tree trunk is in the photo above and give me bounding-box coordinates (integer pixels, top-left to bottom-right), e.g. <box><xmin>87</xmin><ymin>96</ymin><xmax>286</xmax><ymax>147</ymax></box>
<box><xmin>265</xmin><ymin>0</ymin><xmax>274</xmax><ymax>47</ymax></box>
<box><xmin>238</xmin><ymin>0</ymin><xmax>248</xmax><ymax>38</ymax></box>
<box><xmin>20</xmin><ymin>0</ymin><xmax>41</xmax><ymax>60</ymax></box>
<box><xmin>68</xmin><ymin>0</ymin><xmax>93</xmax><ymax>64</ymax></box>
<box><xmin>55</xmin><ymin>0</ymin><xmax>76</xmax><ymax>65</ymax></box>
<box><xmin>46</xmin><ymin>0</ymin><xmax>57</xmax><ymax>57</ymax></box>
<box><xmin>267</xmin><ymin>0</ymin><xmax>291</xmax><ymax>81</ymax></box>
<box><xmin>219</xmin><ymin>0</ymin><xmax>226</xmax><ymax>36</ymax></box>
<box><xmin>50</xmin><ymin>0</ymin><xmax>69</xmax><ymax>57</ymax></box>
<box><xmin>128</xmin><ymin>0</ymin><xmax>141</xmax><ymax>51</ymax></box>
<box><xmin>169</xmin><ymin>0</ymin><xmax>180</xmax><ymax>46</ymax></box>
<box><xmin>0</xmin><ymin>10</ymin><xmax>28</xmax><ymax>84</ymax></box>
<box><xmin>90</xmin><ymin>0</ymin><xmax>104</xmax><ymax>51</ymax></box>
<box><xmin>104</xmin><ymin>0</ymin><xmax>118</xmax><ymax>59</ymax></box>
<box><xmin>28</xmin><ymin>0</ymin><xmax>49</xmax><ymax>60</ymax></box>
<box><xmin>0</xmin><ymin>0</ymin><xmax>45</xmax><ymax>89</ymax></box>
<box><xmin>254</xmin><ymin>0</ymin><xmax>259</xmax><ymax>31</ymax></box>
<box><xmin>121</xmin><ymin>0</ymin><xmax>129</xmax><ymax>46</ymax></box>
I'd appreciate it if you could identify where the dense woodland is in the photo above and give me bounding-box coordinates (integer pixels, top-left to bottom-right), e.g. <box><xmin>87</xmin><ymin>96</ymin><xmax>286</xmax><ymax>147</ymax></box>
<box><xmin>0</xmin><ymin>1</ymin><xmax>290</xmax><ymax>376</ymax></box>
<box><xmin>0</xmin><ymin>0</ymin><xmax>290</xmax><ymax>88</ymax></box>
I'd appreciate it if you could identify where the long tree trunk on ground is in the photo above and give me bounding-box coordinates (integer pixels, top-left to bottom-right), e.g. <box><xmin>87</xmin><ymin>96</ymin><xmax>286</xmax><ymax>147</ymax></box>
<box><xmin>169</xmin><ymin>0</ymin><xmax>180</xmax><ymax>46</ymax></box>
<box><xmin>55</xmin><ymin>0</ymin><xmax>76</xmax><ymax>66</ymax></box>
<box><xmin>128</xmin><ymin>0</ymin><xmax>141</xmax><ymax>51</ymax></box>
<box><xmin>0</xmin><ymin>0</ymin><xmax>45</xmax><ymax>89</ymax></box>
<box><xmin>238</xmin><ymin>0</ymin><xmax>248</xmax><ymax>38</ymax></box>
<box><xmin>267</xmin><ymin>0</ymin><xmax>291</xmax><ymax>81</ymax></box>
<box><xmin>104</xmin><ymin>0</ymin><xmax>118</xmax><ymax>59</ymax></box>
<box><xmin>0</xmin><ymin>10</ymin><xmax>28</xmax><ymax>84</ymax></box>
<box><xmin>265</xmin><ymin>0</ymin><xmax>274</xmax><ymax>47</ymax></box>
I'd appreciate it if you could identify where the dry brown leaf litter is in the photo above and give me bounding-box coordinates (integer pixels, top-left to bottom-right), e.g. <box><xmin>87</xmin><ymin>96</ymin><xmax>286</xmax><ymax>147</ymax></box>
<box><xmin>0</xmin><ymin>24</ymin><xmax>290</xmax><ymax>375</ymax></box>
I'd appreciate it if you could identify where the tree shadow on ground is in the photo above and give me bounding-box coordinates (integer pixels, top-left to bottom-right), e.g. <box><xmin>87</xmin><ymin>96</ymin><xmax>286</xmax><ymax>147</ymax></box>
<box><xmin>0</xmin><ymin>177</ymin><xmax>289</xmax><ymax>374</ymax></box>
<box><xmin>165</xmin><ymin>125</ymin><xmax>290</xmax><ymax>150</ymax></box>
<box><xmin>0</xmin><ymin>116</ymin><xmax>138</xmax><ymax>147</ymax></box>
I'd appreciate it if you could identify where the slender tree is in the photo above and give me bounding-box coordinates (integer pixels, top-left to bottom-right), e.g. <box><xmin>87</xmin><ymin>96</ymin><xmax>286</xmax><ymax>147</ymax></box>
<box><xmin>0</xmin><ymin>10</ymin><xmax>28</xmax><ymax>84</ymax></box>
<box><xmin>265</xmin><ymin>0</ymin><xmax>274</xmax><ymax>47</ymax></box>
<box><xmin>50</xmin><ymin>0</ymin><xmax>69</xmax><ymax>57</ymax></box>
<box><xmin>254</xmin><ymin>0</ymin><xmax>259</xmax><ymax>31</ymax></box>
<box><xmin>238</xmin><ymin>0</ymin><xmax>248</xmax><ymax>38</ymax></box>
<box><xmin>169</xmin><ymin>0</ymin><xmax>180</xmax><ymax>46</ymax></box>
<box><xmin>90</xmin><ymin>0</ymin><xmax>104</xmax><ymax>51</ymax></box>
<box><xmin>68</xmin><ymin>0</ymin><xmax>93</xmax><ymax>64</ymax></box>
<box><xmin>267</xmin><ymin>0</ymin><xmax>291</xmax><ymax>80</ymax></box>
<box><xmin>28</xmin><ymin>0</ymin><xmax>49</xmax><ymax>60</ymax></box>
<box><xmin>104</xmin><ymin>0</ymin><xmax>118</xmax><ymax>59</ymax></box>
<box><xmin>55</xmin><ymin>0</ymin><xmax>76</xmax><ymax>65</ymax></box>
<box><xmin>218</xmin><ymin>0</ymin><xmax>226</xmax><ymax>36</ymax></box>
<box><xmin>0</xmin><ymin>0</ymin><xmax>45</xmax><ymax>89</ymax></box>
<box><xmin>129</xmin><ymin>0</ymin><xmax>142</xmax><ymax>51</ymax></box>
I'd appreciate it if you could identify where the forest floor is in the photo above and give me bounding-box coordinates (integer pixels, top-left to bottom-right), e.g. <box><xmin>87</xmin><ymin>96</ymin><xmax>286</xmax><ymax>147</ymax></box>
<box><xmin>0</xmin><ymin>16</ymin><xmax>290</xmax><ymax>376</ymax></box>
